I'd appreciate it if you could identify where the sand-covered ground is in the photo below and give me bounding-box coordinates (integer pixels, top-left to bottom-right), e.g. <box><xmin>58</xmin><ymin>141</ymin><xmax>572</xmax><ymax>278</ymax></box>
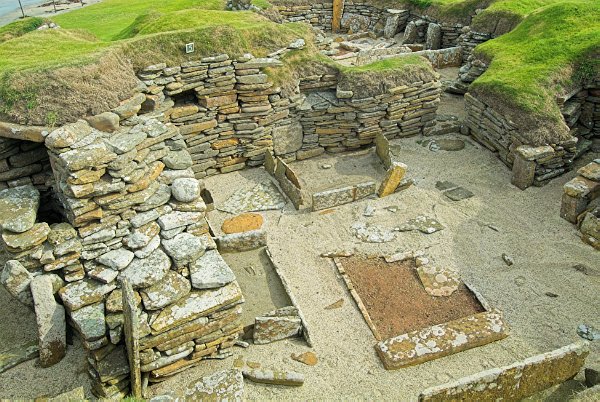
<box><xmin>0</xmin><ymin>134</ymin><xmax>598</xmax><ymax>400</ymax></box>
<box><xmin>0</xmin><ymin>0</ymin><xmax>102</xmax><ymax>27</ymax></box>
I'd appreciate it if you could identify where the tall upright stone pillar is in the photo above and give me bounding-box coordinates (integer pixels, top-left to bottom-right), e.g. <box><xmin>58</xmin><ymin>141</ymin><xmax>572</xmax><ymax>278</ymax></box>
<box><xmin>121</xmin><ymin>278</ymin><xmax>142</xmax><ymax>398</ymax></box>
<box><xmin>332</xmin><ymin>0</ymin><xmax>345</xmax><ymax>32</ymax></box>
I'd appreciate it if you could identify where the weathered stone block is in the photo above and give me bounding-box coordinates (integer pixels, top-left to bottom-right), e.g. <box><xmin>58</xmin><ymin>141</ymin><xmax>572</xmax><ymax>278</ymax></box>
<box><xmin>30</xmin><ymin>275</ymin><xmax>66</xmax><ymax>367</ymax></box>
<box><xmin>273</xmin><ymin>121</ymin><xmax>303</xmax><ymax>156</ymax></box>
<box><xmin>378</xmin><ymin>161</ymin><xmax>407</xmax><ymax>197</ymax></box>
<box><xmin>511</xmin><ymin>154</ymin><xmax>536</xmax><ymax>190</ymax></box>
<box><xmin>312</xmin><ymin>186</ymin><xmax>354</xmax><ymax>211</ymax></box>
<box><xmin>419</xmin><ymin>342</ymin><xmax>589</xmax><ymax>401</ymax></box>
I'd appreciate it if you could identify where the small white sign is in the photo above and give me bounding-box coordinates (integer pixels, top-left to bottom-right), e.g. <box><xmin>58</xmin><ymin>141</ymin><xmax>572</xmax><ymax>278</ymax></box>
<box><xmin>185</xmin><ymin>42</ymin><xmax>195</xmax><ymax>54</ymax></box>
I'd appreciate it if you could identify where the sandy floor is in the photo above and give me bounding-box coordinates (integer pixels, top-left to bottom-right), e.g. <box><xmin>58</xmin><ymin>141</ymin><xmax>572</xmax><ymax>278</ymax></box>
<box><xmin>1</xmin><ymin>134</ymin><xmax>598</xmax><ymax>399</ymax></box>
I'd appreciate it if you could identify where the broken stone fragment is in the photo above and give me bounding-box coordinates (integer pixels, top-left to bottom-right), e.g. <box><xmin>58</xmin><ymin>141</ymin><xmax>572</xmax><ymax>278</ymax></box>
<box><xmin>216</xmin><ymin>229</ymin><xmax>267</xmax><ymax>252</ymax></box>
<box><xmin>157</xmin><ymin>211</ymin><xmax>203</xmax><ymax>231</ymax></box>
<box><xmin>118</xmin><ymin>248</ymin><xmax>170</xmax><ymax>289</ymax></box>
<box><xmin>161</xmin><ymin>232</ymin><xmax>206</xmax><ymax>267</ymax></box>
<box><xmin>45</xmin><ymin>120</ymin><xmax>92</xmax><ymax>149</ymax></box>
<box><xmin>0</xmin><ymin>185</ymin><xmax>40</xmax><ymax>233</ymax></box>
<box><xmin>242</xmin><ymin>368</ymin><xmax>304</xmax><ymax>387</ymax></box>
<box><xmin>396</xmin><ymin>216</ymin><xmax>444</xmax><ymax>234</ymax></box>
<box><xmin>189</xmin><ymin>249</ymin><xmax>236</xmax><ymax>290</ymax></box>
<box><xmin>30</xmin><ymin>275</ymin><xmax>66</xmax><ymax>367</ymax></box>
<box><xmin>178</xmin><ymin>369</ymin><xmax>244</xmax><ymax>400</ymax></box>
<box><xmin>0</xmin><ymin>260</ymin><xmax>33</xmax><ymax>306</ymax></box>
<box><xmin>291</xmin><ymin>351</ymin><xmax>318</xmax><ymax>366</ymax></box>
<box><xmin>254</xmin><ymin>306</ymin><xmax>302</xmax><ymax>345</ymax></box>
<box><xmin>378</xmin><ymin>161</ymin><xmax>407</xmax><ymax>197</ymax></box>
<box><xmin>47</xmin><ymin>222</ymin><xmax>77</xmax><ymax>246</ymax></box>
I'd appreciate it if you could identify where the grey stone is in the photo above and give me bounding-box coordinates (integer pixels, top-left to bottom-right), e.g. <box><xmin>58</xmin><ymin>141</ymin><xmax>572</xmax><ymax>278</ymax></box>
<box><xmin>158</xmin><ymin>211</ymin><xmax>203</xmax><ymax>231</ymax></box>
<box><xmin>425</xmin><ymin>23</ymin><xmax>442</xmax><ymax>50</ymax></box>
<box><xmin>118</xmin><ymin>249</ymin><xmax>170</xmax><ymax>289</ymax></box>
<box><xmin>272</xmin><ymin>121</ymin><xmax>303</xmax><ymax>156</ymax></box>
<box><xmin>396</xmin><ymin>216</ymin><xmax>444</xmax><ymax>234</ymax></box>
<box><xmin>254</xmin><ymin>307</ymin><xmax>301</xmax><ymax>345</ymax></box>
<box><xmin>134</xmin><ymin>235</ymin><xmax>161</xmax><ymax>259</ymax></box>
<box><xmin>0</xmin><ymin>185</ymin><xmax>40</xmax><ymax>233</ymax></box>
<box><xmin>445</xmin><ymin>187</ymin><xmax>474</xmax><ymax>201</ymax></box>
<box><xmin>58</xmin><ymin>279</ymin><xmax>116</xmax><ymax>311</ymax></box>
<box><xmin>108</xmin><ymin>130</ymin><xmax>147</xmax><ymax>154</ymax></box>
<box><xmin>183</xmin><ymin>369</ymin><xmax>244</xmax><ymax>400</ymax></box>
<box><xmin>190</xmin><ymin>249</ymin><xmax>236</xmax><ymax>289</ymax></box>
<box><xmin>140</xmin><ymin>271</ymin><xmax>191</xmax><ymax>310</ymax></box>
<box><xmin>130</xmin><ymin>210</ymin><xmax>159</xmax><ymax>228</ymax></box>
<box><xmin>436</xmin><ymin>181</ymin><xmax>458</xmax><ymax>191</ymax></box>
<box><xmin>219</xmin><ymin>181</ymin><xmax>286</xmax><ymax>214</ymax></box>
<box><xmin>163</xmin><ymin>150</ymin><xmax>193</xmax><ymax>170</ymax></box>
<box><xmin>162</xmin><ymin>233</ymin><xmax>205</xmax><ymax>267</ymax></box>
<box><xmin>384</xmin><ymin>15</ymin><xmax>401</xmax><ymax>39</ymax></box>
<box><xmin>242</xmin><ymin>368</ymin><xmax>304</xmax><ymax>387</ymax></box>
<box><xmin>216</xmin><ymin>230</ymin><xmax>267</xmax><ymax>253</ymax></box>
<box><xmin>70</xmin><ymin>302</ymin><xmax>106</xmax><ymax>341</ymax></box>
<box><xmin>351</xmin><ymin>222</ymin><xmax>396</xmax><ymax>243</ymax></box>
<box><xmin>403</xmin><ymin>21</ymin><xmax>417</xmax><ymax>43</ymax></box>
<box><xmin>30</xmin><ymin>275</ymin><xmax>66</xmax><ymax>367</ymax></box>
<box><xmin>1</xmin><ymin>260</ymin><xmax>33</xmax><ymax>306</ymax></box>
<box><xmin>0</xmin><ymin>341</ymin><xmax>38</xmax><ymax>374</ymax></box>
<box><xmin>84</xmin><ymin>112</ymin><xmax>120</xmax><ymax>132</ymax></box>
<box><xmin>96</xmin><ymin>248</ymin><xmax>135</xmax><ymax>270</ymax></box>
<box><xmin>171</xmin><ymin>178</ymin><xmax>201</xmax><ymax>202</ymax></box>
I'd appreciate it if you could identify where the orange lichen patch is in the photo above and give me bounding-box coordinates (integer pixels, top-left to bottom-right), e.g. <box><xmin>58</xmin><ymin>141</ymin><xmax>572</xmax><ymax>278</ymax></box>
<box><xmin>221</xmin><ymin>213</ymin><xmax>264</xmax><ymax>234</ymax></box>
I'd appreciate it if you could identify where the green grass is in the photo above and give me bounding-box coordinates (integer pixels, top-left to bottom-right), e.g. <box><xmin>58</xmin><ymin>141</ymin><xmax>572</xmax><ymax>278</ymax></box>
<box><xmin>471</xmin><ymin>0</ymin><xmax>599</xmax><ymax>136</ymax></box>
<box><xmin>0</xmin><ymin>17</ymin><xmax>44</xmax><ymax>44</ymax></box>
<box><xmin>53</xmin><ymin>0</ymin><xmax>225</xmax><ymax>41</ymax></box>
<box><xmin>341</xmin><ymin>55</ymin><xmax>432</xmax><ymax>73</ymax></box>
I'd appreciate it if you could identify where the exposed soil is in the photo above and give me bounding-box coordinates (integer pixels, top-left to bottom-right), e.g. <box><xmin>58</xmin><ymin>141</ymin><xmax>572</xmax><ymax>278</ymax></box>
<box><xmin>341</xmin><ymin>256</ymin><xmax>485</xmax><ymax>339</ymax></box>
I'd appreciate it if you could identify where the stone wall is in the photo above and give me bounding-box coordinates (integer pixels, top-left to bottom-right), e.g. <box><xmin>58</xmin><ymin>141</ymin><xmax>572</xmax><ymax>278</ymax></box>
<box><xmin>0</xmin><ymin>111</ymin><xmax>244</xmax><ymax>398</ymax></box>
<box><xmin>136</xmin><ymin>51</ymin><xmax>441</xmax><ymax>179</ymax></box>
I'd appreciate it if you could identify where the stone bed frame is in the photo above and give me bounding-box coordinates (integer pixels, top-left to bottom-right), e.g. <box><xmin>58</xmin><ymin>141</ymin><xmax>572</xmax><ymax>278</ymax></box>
<box><xmin>265</xmin><ymin>132</ymin><xmax>410</xmax><ymax>212</ymax></box>
<box><xmin>330</xmin><ymin>255</ymin><xmax>509</xmax><ymax>370</ymax></box>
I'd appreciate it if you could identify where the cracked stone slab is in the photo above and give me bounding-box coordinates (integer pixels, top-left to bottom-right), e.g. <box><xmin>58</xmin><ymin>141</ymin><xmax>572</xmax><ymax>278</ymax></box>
<box><xmin>218</xmin><ymin>181</ymin><xmax>286</xmax><ymax>214</ymax></box>
<box><xmin>419</xmin><ymin>342</ymin><xmax>589</xmax><ymax>401</ymax></box>
<box><xmin>59</xmin><ymin>278</ymin><xmax>116</xmax><ymax>311</ymax></box>
<box><xmin>140</xmin><ymin>271</ymin><xmax>191</xmax><ymax>311</ymax></box>
<box><xmin>396</xmin><ymin>216</ymin><xmax>444</xmax><ymax>234</ymax></box>
<box><xmin>190</xmin><ymin>249</ymin><xmax>235</xmax><ymax>290</ymax></box>
<box><xmin>416</xmin><ymin>266</ymin><xmax>461</xmax><ymax>297</ymax></box>
<box><xmin>376</xmin><ymin>310</ymin><xmax>508</xmax><ymax>370</ymax></box>
<box><xmin>0</xmin><ymin>185</ymin><xmax>40</xmax><ymax>233</ymax></box>
<box><xmin>118</xmin><ymin>248</ymin><xmax>170</xmax><ymax>289</ymax></box>
<box><xmin>70</xmin><ymin>302</ymin><xmax>106</xmax><ymax>341</ymax></box>
<box><xmin>351</xmin><ymin>222</ymin><xmax>396</xmax><ymax>243</ymax></box>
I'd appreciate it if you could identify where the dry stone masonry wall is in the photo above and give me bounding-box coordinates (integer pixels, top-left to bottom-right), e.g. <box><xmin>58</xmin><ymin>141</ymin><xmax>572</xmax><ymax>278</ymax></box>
<box><xmin>0</xmin><ymin>109</ymin><xmax>246</xmax><ymax>398</ymax></box>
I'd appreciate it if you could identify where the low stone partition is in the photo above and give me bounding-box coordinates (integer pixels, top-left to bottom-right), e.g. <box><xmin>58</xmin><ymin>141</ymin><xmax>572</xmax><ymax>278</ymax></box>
<box><xmin>419</xmin><ymin>342</ymin><xmax>589</xmax><ymax>401</ymax></box>
<box><xmin>312</xmin><ymin>182</ymin><xmax>376</xmax><ymax>211</ymax></box>
<box><xmin>561</xmin><ymin>160</ymin><xmax>600</xmax><ymax>250</ymax></box>
<box><xmin>365</xmin><ymin>47</ymin><xmax>462</xmax><ymax>69</ymax></box>
<box><xmin>0</xmin><ymin>112</ymin><xmax>245</xmax><ymax>398</ymax></box>
<box><xmin>265</xmin><ymin>151</ymin><xmax>303</xmax><ymax>209</ymax></box>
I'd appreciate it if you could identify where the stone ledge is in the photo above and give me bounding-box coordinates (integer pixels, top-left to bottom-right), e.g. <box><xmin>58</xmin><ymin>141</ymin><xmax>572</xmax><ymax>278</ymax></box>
<box><xmin>375</xmin><ymin>310</ymin><xmax>508</xmax><ymax>370</ymax></box>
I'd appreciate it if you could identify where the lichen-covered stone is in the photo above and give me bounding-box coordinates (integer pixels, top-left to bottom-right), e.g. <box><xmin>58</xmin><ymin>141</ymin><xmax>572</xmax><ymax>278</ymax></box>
<box><xmin>216</xmin><ymin>230</ymin><xmax>267</xmax><ymax>253</ymax></box>
<box><xmin>157</xmin><ymin>211</ymin><xmax>203</xmax><ymax>231</ymax></box>
<box><xmin>416</xmin><ymin>266</ymin><xmax>461</xmax><ymax>297</ymax></box>
<box><xmin>419</xmin><ymin>342</ymin><xmax>589</xmax><ymax>401</ymax></box>
<box><xmin>118</xmin><ymin>248</ymin><xmax>170</xmax><ymax>289</ymax></box>
<box><xmin>150</xmin><ymin>281</ymin><xmax>243</xmax><ymax>334</ymax></box>
<box><xmin>242</xmin><ymin>368</ymin><xmax>304</xmax><ymax>387</ymax></box>
<box><xmin>397</xmin><ymin>216</ymin><xmax>444</xmax><ymax>234</ymax></box>
<box><xmin>1</xmin><ymin>260</ymin><xmax>33</xmax><ymax>306</ymax></box>
<box><xmin>96</xmin><ymin>248</ymin><xmax>135</xmax><ymax>270</ymax></box>
<box><xmin>376</xmin><ymin>310</ymin><xmax>508</xmax><ymax>370</ymax></box>
<box><xmin>0</xmin><ymin>185</ymin><xmax>39</xmax><ymax>233</ymax></box>
<box><xmin>140</xmin><ymin>271</ymin><xmax>191</xmax><ymax>310</ymax></box>
<box><xmin>190</xmin><ymin>250</ymin><xmax>236</xmax><ymax>290</ymax></box>
<box><xmin>221</xmin><ymin>213</ymin><xmax>264</xmax><ymax>234</ymax></box>
<box><xmin>2</xmin><ymin>222</ymin><xmax>50</xmax><ymax>252</ymax></box>
<box><xmin>30</xmin><ymin>275</ymin><xmax>66</xmax><ymax>367</ymax></box>
<box><xmin>59</xmin><ymin>278</ymin><xmax>116</xmax><ymax>311</ymax></box>
<box><xmin>0</xmin><ymin>340</ymin><xmax>38</xmax><ymax>374</ymax></box>
<box><xmin>254</xmin><ymin>306</ymin><xmax>302</xmax><ymax>345</ymax></box>
<box><xmin>181</xmin><ymin>369</ymin><xmax>244</xmax><ymax>400</ymax></box>
<box><xmin>171</xmin><ymin>178</ymin><xmax>201</xmax><ymax>202</ymax></box>
<box><xmin>161</xmin><ymin>233</ymin><xmax>205</xmax><ymax>267</ymax></box>
<box><xmin>70</xmin><ymin>302</ymin><xmax>106</xmax><ymax>341</ymax></box>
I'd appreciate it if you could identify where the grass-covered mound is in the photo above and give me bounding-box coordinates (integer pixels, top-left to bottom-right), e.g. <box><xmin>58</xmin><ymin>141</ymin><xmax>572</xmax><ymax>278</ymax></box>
<box><xmin>0</xmin><ymin>0</ymin><xmax>313</xmax><ymax>125</ymax></box>
<box><xmin>470</xmin><ymin>0</ymin><xmax>600</xmax><ymax>144</ymax></box>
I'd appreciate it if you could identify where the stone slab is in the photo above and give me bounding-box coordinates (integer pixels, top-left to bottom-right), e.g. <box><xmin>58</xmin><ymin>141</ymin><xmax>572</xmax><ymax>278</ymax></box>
<box><xmin>376</xmin><ymin>310</ymin><xmax>508</xmax><ymax>370</ymax></box>
<box><xmin>190</xmin><ymin>249</ymin><xmax>236</xmax><ymax>289</ymax></box>
<box><xmin>121</xmin><ymin>278</ymin><xmax>142</xmax><ymax>398</ymax></box>
<box><xmin>216</xmin><ymin>230</ymin><xmax>267</xmax><ymax>253</ymax></box>
<box><xmin>30</xmin><ymin>275</ymin><xmax>66</xmax><ymax>367</ymax></box>
<box><xmin>419</xmin><ymin>342</ymin><xmax>589</xmax><ymax>401</ymax></box>
<box><xmin>0</xmin><ymin>185</ymin><xmax>40</xmax><ymax>233</ymax></box>
<box><xmin>183</xmin><ymin>369</ymin><xmax>244</xmax><ymax>400</ymax></box>
<box><xmin>0</xmin><ymin>341</ymin><xmax>38</xmax><ymax>374</ymax></box>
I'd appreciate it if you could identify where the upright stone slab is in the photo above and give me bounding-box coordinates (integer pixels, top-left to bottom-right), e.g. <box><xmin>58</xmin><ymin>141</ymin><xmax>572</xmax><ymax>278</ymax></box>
<box><xmin>375</xmin><ymin>132</ymin><xmax>392</xmax><ymax>169</ymax></box>
<box><xmin>30</xmin><ymin>275</ymin><xmax>66</xmax><ymax>367</ymax></box>
<box><xmin>378</xmin><ymin>161</ymin><xmax>407</xmax><ymax>197</ymax></box>
<box><xmin>332</xmin><ymin>0</ymin><xmax>345</xmax><ymax>32</ymax></box>
<box><xmin>121</xmin><ymin>278</ymin><xmax>142</xmax><ymax>398</ymax></box>
<box><xmin>419</xmin><ymin>342</ymin><xmax>589</xmax><ymax>401</ymax></box>
<box><xmin>511</xmin><ymin>154</ymin><xmax>536</xmax><ymax>190</ymax></box>
<box><xmin>425</xmin><ymin>23</ymin><xmax>442</xmax><ymax>50</ymax></box>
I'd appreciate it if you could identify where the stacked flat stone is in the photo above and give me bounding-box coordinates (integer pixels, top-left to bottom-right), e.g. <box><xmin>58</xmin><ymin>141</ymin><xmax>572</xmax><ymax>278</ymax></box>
<box><xmin>25</xmin><ymin>114</ymin><xmax>244</xmax><ymax>397</ymax></box>
<box><xmin>297</xmin><ymin>80</ymin><xmax>441</xmax><ymax>154</ymax></box>
<box><xmin>0</xmin><ymin>135</ymin><xmax>53</xmax><ymax>193</ymax></box>
<box><xmin>457</xmin><ymin>28</ymin><xmax>492</xmax><ymax>61</ymax></box>
<box><xmin>561</xmin><ymin>160</ymin><xmax>600</xmax><ymax>249</ymax></box>
<box><xmin>465</xmin><ymin>94</ymin><xmax>578</xmax><ymax>188</ymax></box>
<box><xmin>138</xmin><ymin>54</ymin><xmax>293</xmax><ymax>179</ymax></box>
